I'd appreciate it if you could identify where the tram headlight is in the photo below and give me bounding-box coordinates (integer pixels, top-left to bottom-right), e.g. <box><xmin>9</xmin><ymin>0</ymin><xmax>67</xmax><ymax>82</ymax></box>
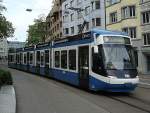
<box><xmin>108</xmin><ymin>76</ymin><xmax>117</xmax><ymax>79</ymax></box>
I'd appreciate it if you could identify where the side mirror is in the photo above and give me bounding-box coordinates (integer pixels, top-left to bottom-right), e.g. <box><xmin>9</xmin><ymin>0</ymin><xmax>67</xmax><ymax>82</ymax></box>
<box><xmin>94</xmin><ymin>46</ymin><xmax>98</xmax><ymax>53</ymax></box>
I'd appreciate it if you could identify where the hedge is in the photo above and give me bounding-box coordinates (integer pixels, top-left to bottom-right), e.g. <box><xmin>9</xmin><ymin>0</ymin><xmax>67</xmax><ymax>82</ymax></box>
<box><xmin>0</xmin><ymin>69</ymin><xmax>13</xmax><ymax>87</ymax></box>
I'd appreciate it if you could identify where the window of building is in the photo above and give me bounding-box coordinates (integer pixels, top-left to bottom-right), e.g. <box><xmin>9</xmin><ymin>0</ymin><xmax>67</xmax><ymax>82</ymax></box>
<box><xmin>91</xmin><ymin>2</ymin><xmax>94</xmax><ymax>11</ymax></box>
<box><xmin>70</xmin><ymin>13</ymin><xmax>74</xmax><ymax>21</ymax></box>
<box><xmin>69</xmin><ymin>50</ymin><xmax>76</xmax><ymax>70</ymax></box>
<box><xmin>129</xmin><ymin>6</ymin><xmax>135</xmax><ymax>17</ymax></box>
<box><xmin>55</xmin><ymin>51</ymin><xmax>60</xmax><ymax>68</ymax></box>
<box><xmin>143</xmin><ymin>33</ymin><xmax>150</xmax><ymax>45</ymax></box>
<box><xmin>85</xmin><ymin>6</ymin><xmax>90</xmax><ymax>15</ymax></box>
<box><xmin>61</xmin><ymin>50</ymin><xmax>67</xmax><ymax>69</ymax></box>
<box><xmin>95</xmin><ymin>1</ymin><xmax>100</xmax><ymax>9</ymax></box>
<box><xmin>78</xmin><ymin>24</ymin><xmax>82</xmax><ymax>32</ymax></box>
<box><xmin>71</xmin><ymin>26</ymin><xmax>74</xmax><ymax>34</ymax></box>
<box><xmin>65</xmin><ymin>4</ymin><xmax>68</xmax><ymax>9</ymax></box>
<box><xmin>60</xmin><ymin>32</ymin><xmax>62</xmax><ymax>37</ymax></box>
<box><xmin>122</xmin><ymin>7</ymin><xmax>128</xmax><ymax>19</ymax></box>
<box><xmin>70</xmin><ymin>0</ymin><xmax>73</xmax><ymax>7</ymax></box>
<box><xmin>96</xmin><ymin>18</ymin><xmax>101</xmax><ymax>26</ymax></box>
<box><xmin>110</xmin><ymin>12</ymin><xmax>117</xmax><ymax>23</ymax></box>
<box><xmin>142</xmin><ymin>11</ymin><xmax>150</xmax><ymax>24</ymax></box>
<box><xmin>77</xmin><ymin>11</ymin><xmax>82</xmax><ymax>19</ymax></box>
<box><xmin>57</xmin><ymin>24</ymin><xmax>59</xmax><ymax>30</ymax></box>
<box><xmin>65</xmin><ymin>15</ymin><xmax>69</xmax><ymax>22</ymax></box>
<box><xmin>65</xmin><ymin>28</ymin><xmax>69</xmax><ymax>34</ymax></box>
<box><xmin>122</xmin><ymin>27</ymin><xmax>136</xmax><ymax>39</ymax></box>
<box><xmin>85</xmin><ymin>22</ymin><xmax>89</xmax><ymax>31</ymax></box>
<box><xmin>122</xmin><ymin>6</ymin><xmax>135</xmax><ymax>19</ymax></box>
<box><xmin>92</xmin><ymin>18</ymin><xmax>95</xmax><ymax>27</ymax></box>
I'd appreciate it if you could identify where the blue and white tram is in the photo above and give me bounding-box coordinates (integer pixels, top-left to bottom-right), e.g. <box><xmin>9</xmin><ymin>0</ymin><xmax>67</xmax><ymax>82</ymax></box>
<box><xmin>8</xmin><ymin>29</ymin><xmax>139</xmax><ymax>92</ymax></box>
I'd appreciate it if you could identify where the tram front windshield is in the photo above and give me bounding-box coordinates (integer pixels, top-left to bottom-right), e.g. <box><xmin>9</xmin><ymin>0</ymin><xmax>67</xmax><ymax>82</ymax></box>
<box><xmin>101</xmin><ymin>44</ymin><xmax>136</xmax><ymax>70</ymax></box>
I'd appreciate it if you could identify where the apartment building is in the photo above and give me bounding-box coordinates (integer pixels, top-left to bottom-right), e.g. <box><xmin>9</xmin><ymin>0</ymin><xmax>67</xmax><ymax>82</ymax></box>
<box><xmin>62</xmin><ymin>0</ymin><xmax>105</xmax><ymax>37</ymax></box>
<box><xmin>140</xmin><ymin>0</ymin><xmax>150</xmax><ymax>74</ymax></box>
<box><xmin>46</xmin><ymin>0</ymin><xmax>63</xmax><ymax>41</ymax></box>
<box><xmin>105</xmin><ymin>0</ymin><xmax>147</xmax><ymax>73</ymax></box>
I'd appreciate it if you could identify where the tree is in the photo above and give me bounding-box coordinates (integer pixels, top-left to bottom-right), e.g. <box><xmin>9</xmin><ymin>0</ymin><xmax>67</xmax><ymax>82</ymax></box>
<box><xmin>0</xmin><ymin>0</ymin><xmax>14</xmax><ymax>39</ymax></box>
<box><xmin>27</xmin><ymin>16</ymin><xmax>47</xmax><ymax>45</ymax></box>
<box><xmin>0</xmin><ymin>15</ymin><xmax>14</xmax><ymax>38</ymax></box>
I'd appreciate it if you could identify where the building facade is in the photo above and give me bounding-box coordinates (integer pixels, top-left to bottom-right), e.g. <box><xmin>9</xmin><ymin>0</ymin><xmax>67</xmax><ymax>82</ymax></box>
<box><xmin>46</xmin><ymin>0</ymin><xmax>63</xmax><ymax>41</ymax></box>
<box><xmin>105</xmin><ymin>0</ymin><xmax>149</xmax><ymax>74</ymax></box>
<box><xmin>139</xmin><ymin>0</ymin><xmax>150</xmax><ymax>74</ymax></box>
<box><xmin>62</xmin><ymin>0</ymin><xmax>105</xmax><ymax>37</ymax></box>
<box><xmin>0</xmin><ymin>38</ymin><xmax>8</xmax><ymax>59</ymax></box>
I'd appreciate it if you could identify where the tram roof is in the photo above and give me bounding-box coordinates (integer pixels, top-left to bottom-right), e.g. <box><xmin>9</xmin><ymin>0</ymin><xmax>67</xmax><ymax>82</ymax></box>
<box><xmin>91</xmin><ymin>28</ymin><xmax>128</xmax><ymax>36</ymax></box>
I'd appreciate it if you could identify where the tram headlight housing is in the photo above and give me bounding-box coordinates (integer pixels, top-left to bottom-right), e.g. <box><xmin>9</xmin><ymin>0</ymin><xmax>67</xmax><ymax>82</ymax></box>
<box><xmin>108</xmin><ymin>75</ymin><xmax>117</xmax><ymax>79</ymax></box>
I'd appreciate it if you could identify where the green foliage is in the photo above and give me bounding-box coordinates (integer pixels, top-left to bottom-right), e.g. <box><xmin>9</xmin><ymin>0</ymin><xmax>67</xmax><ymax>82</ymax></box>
<box><xmin>27</xmin><ymin>16</ymin><xmax>47</xmax><ymax>45</ymax></box>
<box><xmin>0</xmin><ymin>69</ymin><xmax>13</xmax><ymax>86</ymax></box>
<box><xmin>0</xmin><ymin>0</ymin><xmax>14</xmax><ymax>39</ymax></box>
<box><xmin>0</xmin><ymin>15</ymin><xmax>15</xmax><ymax>38</ymax></box>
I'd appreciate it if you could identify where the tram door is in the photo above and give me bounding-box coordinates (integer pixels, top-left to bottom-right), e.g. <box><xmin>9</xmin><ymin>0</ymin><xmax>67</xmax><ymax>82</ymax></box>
<box><xmin>79</xmin><ymin>46</ymin><xmax>89</xmax><ymax>89</ymax></box>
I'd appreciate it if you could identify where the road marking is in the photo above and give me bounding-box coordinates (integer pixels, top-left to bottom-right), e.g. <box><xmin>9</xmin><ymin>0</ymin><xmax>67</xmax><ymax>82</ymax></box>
<box><xmin>139</xmin><ymin>82</ymin><xmax>150</xmax><ymax>86</ymax></box>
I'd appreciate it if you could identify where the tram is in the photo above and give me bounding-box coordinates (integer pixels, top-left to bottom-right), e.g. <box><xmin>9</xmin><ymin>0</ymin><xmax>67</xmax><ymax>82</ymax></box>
<box><xmin>8</xmin><ymin>29</ymin><xmax>139</xmax><ymax>92</ymax></box>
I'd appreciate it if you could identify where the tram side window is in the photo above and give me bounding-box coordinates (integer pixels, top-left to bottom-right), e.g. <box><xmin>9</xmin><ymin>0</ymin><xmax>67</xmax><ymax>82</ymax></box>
<box><xmin>45</xmin><ymin>50</ymin><xmax>49</xmax><ymax>64</ymax></box>
<box><xmin>11</xmin><ymin>55</ymin><xmax>13</xmax><ymax>62</ymax></box>
<box><xmin>41</xmin><ymin>52</ymin><xmax>44</xmax><ymax>66</ymax></box>
<box><xmin>24</xmin><ymin>54</ymin><xmax>27</xmax><ymax>64</ymax></box>
<box><xmin>69</xmin><ymin>50</ymin><xmax>76</xmax><ymax>70</ymax></box>
<box><xmin>61</xmin><ymin>50</ymin><xmax>67</xmax><ymax>69</ymax></box>
<box><xmin>20</xmin><ymin>53</ymin><xmax>23</xmax><ymax>64</ymax></box>
<box><xmin>17</xmin><ymin>54</ymin><xmax>20</xmax><ymax>64</ymax></box>
<box><xmin>55</xmin><ymin>51</ymin><xmax>60</xmax><ymax>68</ymax></box>
<box><xmin>9</xmin><ymin>55</ymin><xmax>14</xmax><ymax>62</ymax></box>
<box><xmin>92</xmin><ymin>47</ymin><xmax>106</xmax><ymax>76</ymax></box>
<box><xmin>29</xmin><ymin>53</ymin><xmax>33</xmax><ymax>64</ymax></box>
<box><xmin>36</xmin><ymin>51</ymin><xmax>40</xmax><ymax>64</ymax></box>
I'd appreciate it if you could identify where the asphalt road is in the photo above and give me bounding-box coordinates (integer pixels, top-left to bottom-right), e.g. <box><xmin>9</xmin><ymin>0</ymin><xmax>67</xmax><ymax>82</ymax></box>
<box><xmin>1</xmin><ymin>65</ymin><xmax>150</xmax><ymax>113</ymax></box>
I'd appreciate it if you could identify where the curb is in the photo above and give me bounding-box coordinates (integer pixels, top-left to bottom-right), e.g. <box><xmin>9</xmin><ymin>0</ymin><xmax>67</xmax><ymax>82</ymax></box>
<box><xmin>0</xmin><ymin>85</ymin><xmax>16</xmax><ymax>113</ymax></box>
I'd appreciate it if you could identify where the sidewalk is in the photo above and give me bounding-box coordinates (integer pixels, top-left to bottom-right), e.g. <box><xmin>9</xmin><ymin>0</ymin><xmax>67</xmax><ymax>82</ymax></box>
<box><xmin>0</xmin><ymin>85</ymin><xmax>16</xmax><ymax>113</ymax></box>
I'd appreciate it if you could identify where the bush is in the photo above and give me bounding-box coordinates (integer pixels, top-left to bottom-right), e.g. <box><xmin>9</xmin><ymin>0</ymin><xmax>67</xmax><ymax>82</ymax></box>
<box><xmin>0</xmin><ymin>69</ymin><xmax>13</xmax><ymax>86</ymax></box>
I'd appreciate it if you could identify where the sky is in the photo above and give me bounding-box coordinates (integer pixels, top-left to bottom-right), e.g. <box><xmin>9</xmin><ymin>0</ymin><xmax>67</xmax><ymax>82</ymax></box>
<box><xmin>2</xmin><ymin>0</ymin><xmax>52</xmax><ymax>42</ymax></box>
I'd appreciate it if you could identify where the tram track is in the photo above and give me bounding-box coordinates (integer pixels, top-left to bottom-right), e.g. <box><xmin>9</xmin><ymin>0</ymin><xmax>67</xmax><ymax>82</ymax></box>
<box><xmin>104</xmin><ymin>93</ymin><xmax>150</xmax><ymax>113</ymax></box>
<box><xmin>46</xmin><ymin>78</ymin><xmax>150</xmax><ymax>113</ymax></box>
<box><xmin>109</xmin><ymin>97</ymin><xmax>150</xmax><ymax>113</ymax></box>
